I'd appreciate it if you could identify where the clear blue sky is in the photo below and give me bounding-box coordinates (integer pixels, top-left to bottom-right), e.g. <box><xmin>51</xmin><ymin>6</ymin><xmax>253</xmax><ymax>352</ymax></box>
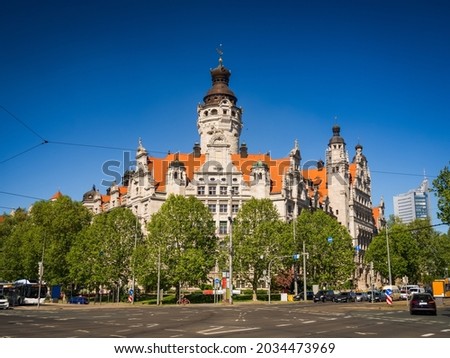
<box><xmin>1</xmin><ymin>0</ymin><xmax>449</xmax><ymax>232</ymax></box>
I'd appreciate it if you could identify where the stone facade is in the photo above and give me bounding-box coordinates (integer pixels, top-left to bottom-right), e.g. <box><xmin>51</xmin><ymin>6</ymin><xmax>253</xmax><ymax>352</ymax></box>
<box><xmin>82</xmin><ymin>56</ymin><xmax>384</xmax><ymax>289</ymax></box>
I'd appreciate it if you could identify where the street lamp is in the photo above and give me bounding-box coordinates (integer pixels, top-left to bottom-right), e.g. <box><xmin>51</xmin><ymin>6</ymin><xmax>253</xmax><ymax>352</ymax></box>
<box><xmin>385</xmin><ymin>225</ymin><xmax>392</xmax><ymax>287</ymax></box>
<box><xmin>302</xmin><ymin>241</ymin><xmax>309</xmax><ymax>303</ymax></box>
<box><xmin>131</xmin><ymin>215</ymin><xmax>143</xmax><ymax>304</ymax></box>
<box><xmin>156</xmin><ymin>246</ymin><xmax>161</xmax><ymax>305</ymax></box>
<box><xmin>37</xmin><ymin>237</ymin><xmax>45</xmax><ymax>309</ymax></box>
<box><xmin>228</xmin><ymin>175</ymin><xmax>235</xmax><ymax>304</ymax></box>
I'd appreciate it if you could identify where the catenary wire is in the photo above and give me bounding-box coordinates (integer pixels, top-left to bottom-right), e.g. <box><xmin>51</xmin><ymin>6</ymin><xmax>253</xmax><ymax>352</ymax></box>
<box><xmin>0</xmin><ymin>104</ymin><xmax>47</xmax><ymax>142</ymax></box>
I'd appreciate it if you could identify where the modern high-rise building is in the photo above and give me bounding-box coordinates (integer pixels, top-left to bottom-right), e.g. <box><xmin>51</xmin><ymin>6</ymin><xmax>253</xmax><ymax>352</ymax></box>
<box><xmin>393</xmin><ymin>179</ymin><xmax>431</xmax><ymax>224</ymax></box>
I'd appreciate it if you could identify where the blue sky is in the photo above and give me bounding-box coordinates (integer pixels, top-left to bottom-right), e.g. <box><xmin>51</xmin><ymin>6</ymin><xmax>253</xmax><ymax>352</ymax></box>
<box><xmin>1</xmin><ymin>0</ymin><xmax>449</xmax><ymax>232</ymax></box>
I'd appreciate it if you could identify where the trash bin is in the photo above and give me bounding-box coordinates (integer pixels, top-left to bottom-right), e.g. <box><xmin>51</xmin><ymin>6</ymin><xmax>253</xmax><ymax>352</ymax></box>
<box><xmin>280</xmin><ymin>293</ymin><xmax>288</xmax><ymax>301</ymax></box>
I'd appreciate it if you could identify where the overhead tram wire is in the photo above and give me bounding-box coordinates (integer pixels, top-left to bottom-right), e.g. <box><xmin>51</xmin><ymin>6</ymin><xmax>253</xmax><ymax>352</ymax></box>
<box><xmin>48</xmin><ymin>140</ymin><xmax>168</xmax><ymax>155</ymax></box>
<box><xmin>0</xmin><ymin>191</ymin><xmax>46</xmax><ymax>201</ymax></box>
<box><xmin>371</xmin><ymin>169</ymin><xmax>437</xmax><ymax>178</ymax></box>
<box><xmin>0</xmin><ymin>104</ymin><xmax>47</xmax><ymax>142</ymax></box>
<box><xmin>1</xmin><ymin>105</ymin><xmax>441</xmax><ymax>176</ymax></box>
<box><xmin>1</xmin><ymin>103</ymin><xmax>168</xmax><ymax>163</ymax></box>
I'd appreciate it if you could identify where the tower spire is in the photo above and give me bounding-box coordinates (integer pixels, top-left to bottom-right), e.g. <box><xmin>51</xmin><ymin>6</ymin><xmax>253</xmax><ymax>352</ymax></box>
<box><xmin>216</xmin><ymin>44</ymin><xmax>223</xmax><ymax>66</ymax></box>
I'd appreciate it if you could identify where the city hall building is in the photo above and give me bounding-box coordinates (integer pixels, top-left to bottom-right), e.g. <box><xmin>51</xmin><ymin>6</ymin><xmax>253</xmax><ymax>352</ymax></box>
<box><xmin>82</xmin><ymin>55</ymin><xmax>384</xmax><ymax>290</ymax></box>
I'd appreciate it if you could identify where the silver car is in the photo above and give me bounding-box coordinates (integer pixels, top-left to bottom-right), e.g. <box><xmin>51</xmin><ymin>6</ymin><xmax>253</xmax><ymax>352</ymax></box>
<box><xmin>0</xmin><ymin>294</ymin><xmax>9</xmax><ymax>309</ymax></box>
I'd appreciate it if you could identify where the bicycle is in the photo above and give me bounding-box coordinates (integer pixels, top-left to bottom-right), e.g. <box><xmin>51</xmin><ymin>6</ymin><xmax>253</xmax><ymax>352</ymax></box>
<box><xmin>177</xmin><ymin>297</ymin><xmax>190</xmax><ymax>305</ymax></box>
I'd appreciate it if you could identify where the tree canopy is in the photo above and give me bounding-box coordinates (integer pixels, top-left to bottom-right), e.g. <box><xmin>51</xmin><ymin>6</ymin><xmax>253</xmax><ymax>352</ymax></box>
<box><xmin>67</xmin><ymin>207</ymin><xmax>141</xmax><ymax>294</ymax></box>
<box><xmin>140</xmin><ymin>195</ymin><xmax>217</xmax><ymax>297</ymax></box>
<box><xmin>432</xmin><ymin>164</ymin><xmax>450</xmax><ymax>225</ymax></box>
<box><xmin>296</xmin><ymin>209</ymin><xmax>355</xmax><ymax>289</ymax></box>
<box><xmin>232</xmin><ymin>198</ymin><xmax>292</xmax><ymax>300</ymax></box>
<box><xmin>0</xmin><ymin>196</ymin><xmax>92</xmax><ymax>285</ymax></box>
<box><xmin>365</xmin><ymin>218</ymin><xmax>450</xmax><ymax>284</ymax></box>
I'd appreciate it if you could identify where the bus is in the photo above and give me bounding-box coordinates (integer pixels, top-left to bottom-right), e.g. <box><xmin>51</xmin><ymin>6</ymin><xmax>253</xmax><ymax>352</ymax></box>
<box><xmin>0</xmin><ymin>279</ymin><xmax>47</xmax><ymax>305</ymax></box>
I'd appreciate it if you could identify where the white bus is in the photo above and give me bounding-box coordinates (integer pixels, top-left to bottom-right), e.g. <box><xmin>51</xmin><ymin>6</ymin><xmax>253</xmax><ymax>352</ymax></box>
<box><xmin>382</xmin><ymin>285</ymin><xmax>401</xmax><ymax>301</ymax></box>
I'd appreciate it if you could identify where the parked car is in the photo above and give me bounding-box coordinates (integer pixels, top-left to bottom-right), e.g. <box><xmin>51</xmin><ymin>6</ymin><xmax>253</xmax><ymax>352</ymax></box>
<box><xmin>0</xmin><ymin>294</ymin><xmax>9</xmax><ymax>309</ymax></box>
<box><xmin>294</xmin><ymin>291</ymin><xmax>314</xmax><ymax>301</ymax></box>
<box><xmin>400</xmin><ymin>289</ymin><xmax>408</xmax><ymax>300</ymax></box>
<box><xmin>408</xmin><ymin>287</ymin><xmax>425</xmax><ymax>299</ymax></box>
<box><xmin>355</xmin><ymin>292</ymin><xmax>369</xmax><ymax>302</ymax></box>
<box><xmin>334</xmin><ymin>291</ymin><xmax>356</xmax><ymax>303</ymax></box>
<box><xmin>68</xmin><ymin>295</ymin><xmax>89</xmax><ymax>304</ymax></box>
<box><xmin>409</xmin><ymin>293</ymin><xmax>437</xmax><ymax>315</ymax></box>
<box><xmin>367</xmin><ymin>290</ymin><xmax>386</xmax><ymax>302</ymax></box>
<box><xmin>313</xmin><ymin>290</ymin><xmax>336</xmax><ymax>302</ymax></box>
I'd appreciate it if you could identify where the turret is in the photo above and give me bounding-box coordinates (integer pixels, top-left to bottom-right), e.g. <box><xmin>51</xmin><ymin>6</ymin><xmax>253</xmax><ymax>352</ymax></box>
<box><xmin>197</xmin><ymin>51</ymin><xmax>243</xmax><ymax>154</ymax></box>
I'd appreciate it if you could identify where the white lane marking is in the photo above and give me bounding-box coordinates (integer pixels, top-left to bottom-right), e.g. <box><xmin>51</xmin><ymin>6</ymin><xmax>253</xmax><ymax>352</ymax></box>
<box><xmin>421</xmin><ymin>333</ymin><xmax>435</xmax><ymax>337</ymax></box>
<box><xmin>198</xmin><ymin>326</ymin><xmax>260</xmax><ymax>336</ymax></box>
<box><xmin>355</xmin><ymin>331</ymin><xmax>376</xmax><ymax>336</ymax></box>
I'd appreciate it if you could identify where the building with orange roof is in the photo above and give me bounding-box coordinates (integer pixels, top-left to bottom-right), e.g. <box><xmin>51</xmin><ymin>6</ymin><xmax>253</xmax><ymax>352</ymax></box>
<box><xmin>82</xmin><ymin>55</ymin><xmax>383</xmax><ymax>289</ymax></box>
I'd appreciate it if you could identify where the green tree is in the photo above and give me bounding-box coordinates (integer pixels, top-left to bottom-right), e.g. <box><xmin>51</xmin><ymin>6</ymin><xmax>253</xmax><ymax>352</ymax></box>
<box><xmin>0</xmin><ymin>209</ymin><xmax>31</xmax><ymax>281</ymax></box>
<box><xmin>142</xmin><ymin>195</ymin><xmax>217</xmax><ymax>299</ymax></box>
<box><xmin>296</xmin><ymin>210</ymin><xmax>355</xmax><ymax>289</ymax></box>
<box><xmin>366</xmin><ymin>218</ymin><xmax>450</xmax><ymax>284</ymax></box>
<box><xmin>232</xmin><ymin>198</ymin><xmax>292</xmax><ymax>301</ymax></box>
<box><xmin>432</xmin><ymin>164</ymin><xmax>450</xmax><ymax>225</ymax></box>
<box><xmin>29</xmin><ymin>196</ymin><xmax>92</xmax><ymax>286</ymax></box>
<box><xmin>0</xmin><ymin>197</ymin><xmax>91</xmax><ymax>286</ymax></box>
<box><xmin>68</xmin><ymin>207</ymin><xmax>141</xmax><ymax>298</ymax></box>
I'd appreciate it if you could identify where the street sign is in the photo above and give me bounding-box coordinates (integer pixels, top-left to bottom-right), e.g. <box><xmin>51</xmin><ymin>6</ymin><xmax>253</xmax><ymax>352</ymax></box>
<box><xmin>385</xmin><ymin>288</ymin><xmax>393</xmax><ymax>305</ymax></box>
<box><xmin>214</xmin><ymin>278</ymin><xmax>220</xmax><ymax>287</ymax></box>
<box><xmin>129</xmin><ymin>289</ymin><xmax>134</xmax><ymax>295</ymax></box>
<box><xmin>293</xmin><ymin>254</ymin><xmax>300</xmax><ymax>260</ymax></box>
<box><xmin>327</xmin><ymin>237</ymin><xmax>333</xmax><ymax>243</ymax></box>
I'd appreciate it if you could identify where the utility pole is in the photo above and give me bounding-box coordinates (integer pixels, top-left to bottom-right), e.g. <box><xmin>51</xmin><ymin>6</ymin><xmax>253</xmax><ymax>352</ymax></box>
<box><xmin>302</xmin><ymin>241</ymin><xmax>309</xmax><ymax>302</ymax></box>
<box><xmin>37</xmin><ymin>237</ymin><xmax>45</xmax><ymax>309</ymax></box>
<box><xmin>293</xmin><ymin>218</ymin><xmax>298</xmax><ymax>296</ymax></box>
<box><xmin>386</xmin><ymin>226</ymin><xmax>392</xmax><ymax>286</ymax></box>
<box><xmin>228</xmin><ymin>193</ymin><xmax>234</xmax><ymax>305</ymax></box>
<box><xmin>156</xmin><ymin>247</ymin><xmax>161</xmax><ymax>305</ymax></box>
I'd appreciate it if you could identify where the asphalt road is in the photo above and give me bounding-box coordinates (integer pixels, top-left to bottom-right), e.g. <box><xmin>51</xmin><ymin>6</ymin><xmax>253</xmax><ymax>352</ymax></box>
<box><xmin>1</xmin><ymin>300</ymin><xmax>449</xmax><ymax>338</ymax></box>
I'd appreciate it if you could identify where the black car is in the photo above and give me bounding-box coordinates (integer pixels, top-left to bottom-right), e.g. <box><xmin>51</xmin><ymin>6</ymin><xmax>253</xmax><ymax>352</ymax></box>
<box><xmin>409</xmin><ymin>293</ymin><xmax>437</xmax><ymax>315</ymax></box>
<box><xmin>313</xmin><ymin>290</ymin><xmax>336</xmax><ymax>302</ymax></box>
<box><xmin>367</xmin><ymin>290</ymin><xmax>386</xmax><ymax>302</ymax></box>
<box><xmin>294</xmin><ymin>291</ymin><xmax>314</xmax><ymax>301</ymax></box>
<box><xmin>334</xmin><ymin>291</ymin><xmax>356</xmax><ymax>303</ymax></box>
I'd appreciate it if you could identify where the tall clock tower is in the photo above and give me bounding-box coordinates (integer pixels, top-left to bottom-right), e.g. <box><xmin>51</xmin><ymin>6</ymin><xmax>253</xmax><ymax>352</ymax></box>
<box><xmin>196</xmin><ymin>53</ymin><xmax>243</xmax><ymax>155</ymax></box>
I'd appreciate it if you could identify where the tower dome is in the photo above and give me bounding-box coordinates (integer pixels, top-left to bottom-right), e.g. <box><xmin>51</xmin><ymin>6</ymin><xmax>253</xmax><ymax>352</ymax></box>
<box><xmin>203</xmin><ymin>57</ymin><xmax>237</xmax><ymax>105</ymax></box>
<box><xmin>328</xmin><ymin>125</ymin><xmax>346</xmax><ymax>145</ymax></box>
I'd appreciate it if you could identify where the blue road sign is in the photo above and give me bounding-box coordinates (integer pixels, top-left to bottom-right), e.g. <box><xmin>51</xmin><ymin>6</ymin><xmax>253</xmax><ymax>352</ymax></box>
<box><xmin>129</xmin><ymin>289</ymin><xmax>134</xmax><ymax>295</ymax></box>
<box><xmin>214</xmin><ymin>278</ymin><xmax>220</xmax><ymax>286</ymax></box>
<box><xmin>327</xmin><ymin>237</ymin><xmax>333</xmax><ymax>243</ymax></box>
<box><xmin>293</xmin><ymin>254</ymin><xmax>300</xmax><ymax>260</ymax></box>
<box><xmin>385</xmin><ymin>288</ymin><xmax>392</xmax><ymax>296</ymax></box>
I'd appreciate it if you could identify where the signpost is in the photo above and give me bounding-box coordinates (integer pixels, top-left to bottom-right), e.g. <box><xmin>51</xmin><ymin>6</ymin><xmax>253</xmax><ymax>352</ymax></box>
<box><xmin>128</xmin><ymin>289</ymin><xmax>134</xmax><ymax>303</ymax></box>
<box><xmin>385</xmin><ymin>288</ymin><xmax>393</xmax><ymax>305</ymax></box>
